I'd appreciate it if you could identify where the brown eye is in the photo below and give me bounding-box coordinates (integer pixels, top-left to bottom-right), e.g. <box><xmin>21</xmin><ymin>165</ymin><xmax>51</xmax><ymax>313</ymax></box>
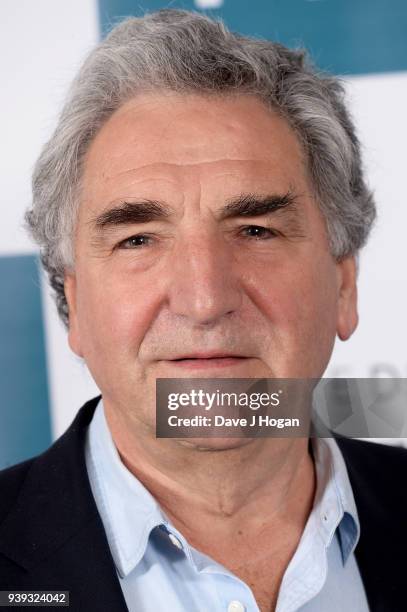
<box><xmin>241</xmin><ymin>225</ymin><xmax>278</xmax><ymax>239</ymax></box>
<box><xmin>118</xmin><ymin>235</ymin><xmax>152</xmax><ymax>249</ymax></box>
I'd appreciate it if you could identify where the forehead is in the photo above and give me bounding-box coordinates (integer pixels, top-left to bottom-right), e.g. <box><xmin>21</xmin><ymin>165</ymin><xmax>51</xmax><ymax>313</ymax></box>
<box><xmin>81</xmin><ymin>92</ymin><xmax>310</xmax><ymax>207</ymax></box>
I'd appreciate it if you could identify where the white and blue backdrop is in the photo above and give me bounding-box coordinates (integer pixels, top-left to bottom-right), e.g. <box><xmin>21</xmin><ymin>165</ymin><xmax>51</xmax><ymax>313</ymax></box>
<box><xmin>1</xmin><ymin>0</ymin><xmax>406</xmax><ymax>468</ymax></box>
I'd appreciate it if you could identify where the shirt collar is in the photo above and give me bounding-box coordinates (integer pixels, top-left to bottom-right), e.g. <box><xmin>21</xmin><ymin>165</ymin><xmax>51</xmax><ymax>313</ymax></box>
<box><xmin>85</xmin><ymin>399</ymin><xmax>360</xmax><ymax>578</ymax></box>
<box><xmin>85</xmin><ymin>399</ymin><xmax>168</xmax><ymax>578</ymax></box>
<box><xmin>310</xmin><ymin>436</ymin><xmax>360</xmax><ymax>564</ymax></box>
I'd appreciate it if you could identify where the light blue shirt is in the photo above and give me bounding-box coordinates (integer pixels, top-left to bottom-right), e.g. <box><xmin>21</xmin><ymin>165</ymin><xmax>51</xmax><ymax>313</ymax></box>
<box><xmin>85</xmin><ymin>400</ymin><xmax>369</xmax><ymax>612</ymax></box>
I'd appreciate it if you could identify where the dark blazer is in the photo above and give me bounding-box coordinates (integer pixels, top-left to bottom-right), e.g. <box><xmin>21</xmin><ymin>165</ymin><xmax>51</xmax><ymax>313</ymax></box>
<box><xmin>0</xmin><ymin>396</ymin><xmax>406</xmax><ymax>611</ymax></box>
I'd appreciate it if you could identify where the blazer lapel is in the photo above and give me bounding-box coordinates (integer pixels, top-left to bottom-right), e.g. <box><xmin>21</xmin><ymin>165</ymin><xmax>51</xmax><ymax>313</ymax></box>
<box><xmin>0</xmin><ymin>397</ymin><xmax>128</xmax><ymax>611</ymax></box>
<box><xmin>337</xmin><ymin>437</ymin><xmax>407</xmax><ymax>612</ymax></box>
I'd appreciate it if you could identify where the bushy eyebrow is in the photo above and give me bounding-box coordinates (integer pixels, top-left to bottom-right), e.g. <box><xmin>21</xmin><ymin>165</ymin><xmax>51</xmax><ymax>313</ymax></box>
<box><xmin>90</xmin><ymin>199</ymin><xmax>171</xmax><ymax>229</ymax></box>
<box><xmin>88</xmin><ymin>190</ymin><xmax>302</xmax><ymax>237</ymax></box>
<box><xmin>218</xmin><ymin>191</ymin><xmax>299</xmax><ymax>220</ymax></box>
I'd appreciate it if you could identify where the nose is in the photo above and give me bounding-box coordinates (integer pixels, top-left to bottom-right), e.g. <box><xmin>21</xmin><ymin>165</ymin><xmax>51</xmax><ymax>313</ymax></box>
<box><xmin>167</xmin><ymin>229</ymin><xmax>242</xmax><ymax>326</ymax></box>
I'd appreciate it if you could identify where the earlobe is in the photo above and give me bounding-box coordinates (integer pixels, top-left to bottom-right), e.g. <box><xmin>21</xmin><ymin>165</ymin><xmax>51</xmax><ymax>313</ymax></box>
<box><xmin>336</xmin><ymin>256</ymin><xmax>359</xmax><ymax>341</ymax></box>
<box><xmin>64</xmin><ymin>273</ymin><xmax>84</xmax><ymax>357</ymax></box>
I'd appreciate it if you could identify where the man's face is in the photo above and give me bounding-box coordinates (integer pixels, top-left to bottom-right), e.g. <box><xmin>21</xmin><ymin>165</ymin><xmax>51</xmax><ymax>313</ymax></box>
<box><xmin>65</xmin><ymin>93</ymin><xmax>357</xmax><ymax>432</ymax></box>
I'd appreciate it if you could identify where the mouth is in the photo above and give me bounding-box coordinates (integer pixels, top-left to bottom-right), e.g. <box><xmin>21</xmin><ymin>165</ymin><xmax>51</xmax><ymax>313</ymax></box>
<box><xmin>165</xmin><ymin>353</ymin><xmax>250</xmax><ymax>369</ymax></box>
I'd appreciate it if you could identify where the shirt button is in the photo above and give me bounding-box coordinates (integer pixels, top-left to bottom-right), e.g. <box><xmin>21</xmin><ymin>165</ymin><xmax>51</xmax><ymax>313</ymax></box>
<box><xmin>168</xmin><ymin>532</ymin><xmax>183</xmax><ymax>550</ymax></box>
<box><xmin>227</xmin><ymin>601</ymin><xmax>246</xmax><ymax>612</ymax></box>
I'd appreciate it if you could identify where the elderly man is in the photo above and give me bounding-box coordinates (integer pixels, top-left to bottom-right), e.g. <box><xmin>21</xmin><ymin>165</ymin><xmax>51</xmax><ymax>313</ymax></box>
<box><xmin>0</xmin><ymin>9</ymin><xmax>406</xmax><ymax>612</ymax></box>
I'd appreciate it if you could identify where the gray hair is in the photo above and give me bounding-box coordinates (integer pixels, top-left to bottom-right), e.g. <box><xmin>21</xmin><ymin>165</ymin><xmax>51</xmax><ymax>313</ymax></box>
<box><xmin>25</xmin><ymin>9</ymin><xmax>376</xmax><ymax>327</ymax></box>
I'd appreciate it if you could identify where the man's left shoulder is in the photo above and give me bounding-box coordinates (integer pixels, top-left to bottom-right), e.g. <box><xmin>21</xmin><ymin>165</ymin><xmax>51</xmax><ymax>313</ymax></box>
<box><xmin>337</xmin><ymin>436</ymin><xmax>407</xmax><ymax>469</ymax></box>
<box><xmin>336</xmin><ymin>437</ymin><xmax>407</xmax><ymax>505</ymax></box>
<box><xmin>335</xmin><ymin>438</ymin><xmax>407</xmax><ymax>609</ymax></box>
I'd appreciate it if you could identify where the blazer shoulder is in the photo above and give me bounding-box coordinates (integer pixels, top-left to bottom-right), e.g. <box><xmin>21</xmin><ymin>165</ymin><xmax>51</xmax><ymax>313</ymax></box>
<box><xmin>0</xmin><ymin>458</ymin><xmax>36</xmax><ymax>521</ymax></box>
<box><xmin>337</xmin><ymin>436</ymin><xmax>407</xmax><ymax>466</ymax></box>
<box><xmin>337</xmin><ymin>437</ymin><xmax>407</xmax><ymax>506</ymax></box>
<box><xmin>0</xmin><ymin>396</ymin><xmax>101</xmax><ymax>529</ymax></box>
<box><xmin>336</xmin><ymin>440</ymin><xmax>407</xmax><ymax>609</ymax></box>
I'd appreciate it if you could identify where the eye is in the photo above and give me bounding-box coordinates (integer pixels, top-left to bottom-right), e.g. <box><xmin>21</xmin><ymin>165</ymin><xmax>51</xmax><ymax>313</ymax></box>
<box><xmin>240</xmin><ymin>225</ymin><xmax>279</xmax><ymax>240</ymax></box>
<box><xmin>117</xmin><ymin>234</ymin><xmax>152</xmax><ymax>249</ymax></box>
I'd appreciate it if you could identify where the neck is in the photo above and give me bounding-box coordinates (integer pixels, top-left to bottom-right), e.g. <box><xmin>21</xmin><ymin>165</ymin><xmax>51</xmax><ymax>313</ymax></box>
<box><xmin>103</xmin><ymin>400</ymin><xmax>315</xmax><ymax>546</ymax></box>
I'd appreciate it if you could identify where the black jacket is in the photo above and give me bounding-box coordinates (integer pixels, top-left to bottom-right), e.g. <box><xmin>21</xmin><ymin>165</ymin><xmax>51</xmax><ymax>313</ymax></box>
<box><xmin>0</xmin><ymin>396</ymin><xmax>406</xmax><ymax>611</ymax></box>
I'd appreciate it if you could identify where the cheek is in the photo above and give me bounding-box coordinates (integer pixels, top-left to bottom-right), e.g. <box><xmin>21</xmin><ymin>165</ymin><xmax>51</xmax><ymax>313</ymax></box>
<box><xmin>246</xmin><ymin>258</ymin><xmax>339</xmax><ymax>362</ymax></box>
<box><xmin>74</xmin><ymin>267</ymin><xmax>161</xmax><ymax>361</ymax></box>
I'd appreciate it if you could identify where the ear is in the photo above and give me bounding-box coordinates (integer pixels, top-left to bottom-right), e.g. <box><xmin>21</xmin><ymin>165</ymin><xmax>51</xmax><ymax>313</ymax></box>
<box><xmin>64</xmin><ymin>272</ymin><xmax>84</xmax><ymax>357</ymax></box>
<box><xmin>336</xmin><ymin>256</ymin><xmax>358</xmax><ymax>341</ymax></box>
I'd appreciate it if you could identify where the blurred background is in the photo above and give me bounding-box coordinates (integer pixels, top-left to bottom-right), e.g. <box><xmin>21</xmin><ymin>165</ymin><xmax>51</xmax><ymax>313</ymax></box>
<box><xmin>1</xmin><ymin>0</ymin><xmax>406</xmax><ymax>468</ymax></box>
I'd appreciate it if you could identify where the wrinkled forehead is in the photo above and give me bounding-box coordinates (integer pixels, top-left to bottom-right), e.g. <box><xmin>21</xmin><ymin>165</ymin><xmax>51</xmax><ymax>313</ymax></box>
<box><xmin>80</xmin><ymin>92</ymin><xmax>311</xmax><ymax>211</ymax></box>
